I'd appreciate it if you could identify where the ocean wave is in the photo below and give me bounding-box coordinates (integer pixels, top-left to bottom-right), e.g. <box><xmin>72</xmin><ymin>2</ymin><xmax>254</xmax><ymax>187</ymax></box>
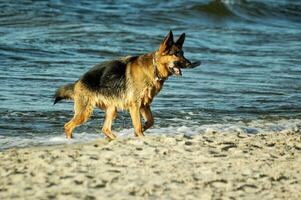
<box><xmin>191</xmin><ymin>0</ymin><xmax>234</xmax><ymax>17</ymax></box>
<box><xmin>190</xmin><ymin>0</ymin><xmax>301</xmax><ymax>24</ymax></box>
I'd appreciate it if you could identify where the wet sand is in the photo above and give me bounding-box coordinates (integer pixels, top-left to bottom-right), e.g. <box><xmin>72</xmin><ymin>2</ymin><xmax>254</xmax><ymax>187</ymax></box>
<box><xmin>0</xmin><ymin>132</ymin><xmax>300</xmax><ymax>200</ymax></box>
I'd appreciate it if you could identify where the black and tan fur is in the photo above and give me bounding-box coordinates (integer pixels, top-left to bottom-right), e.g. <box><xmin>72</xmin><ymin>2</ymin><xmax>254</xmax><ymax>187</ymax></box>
<box><xmin>54</xmin><ymin>31</ymin><xmax>198</xmax><ymax>139</ymax></box>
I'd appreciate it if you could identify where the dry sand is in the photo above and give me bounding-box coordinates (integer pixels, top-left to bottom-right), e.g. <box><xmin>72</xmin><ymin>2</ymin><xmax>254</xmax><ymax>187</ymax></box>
<box><xmin>0</xmin><ymin>132</ymin><xmax>300</xmax><ymax>200</ymax></box>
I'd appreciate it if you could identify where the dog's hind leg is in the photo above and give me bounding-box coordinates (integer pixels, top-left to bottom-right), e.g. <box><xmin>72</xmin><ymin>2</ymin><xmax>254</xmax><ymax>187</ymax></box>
<box><xmin>64</xmin><ymin>97</ymin><xmax>93</xmax><ymax>139</ymax></box>
<box><xmin>129</xmin><ymin>104</ymin><xmax>144</xmax><ymax>137</ymax></box>
<box><xmin>102</xmin><ymin>106</ymin><xmax>117</xmax><ymax>140</ymax></box>
<box><xmin>140</xmin><ymin>105</ymin><xmax>154</xmax><ymax>132</ymax></box>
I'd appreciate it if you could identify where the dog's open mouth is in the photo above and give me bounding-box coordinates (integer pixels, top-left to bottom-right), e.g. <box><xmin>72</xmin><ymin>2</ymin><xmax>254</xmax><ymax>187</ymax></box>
<box><xmin>169</xmin><ymin>59</ymin><xmax>201</xmax><ymax>76</ymax></box>
<box><xmin>168</xmin><ymin>62</ymin><xmax>182</xmax><ymax>76</ymax></box>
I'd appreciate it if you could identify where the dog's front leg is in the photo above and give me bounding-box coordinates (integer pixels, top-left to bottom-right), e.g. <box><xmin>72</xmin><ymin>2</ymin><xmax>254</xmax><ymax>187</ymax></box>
<box><xmin>129</xmin><ymin>104</ymin><xmax>144</xmax><ymax>137</ymax></box>
<box><xmin>140</xmin><ymin>105</ymin><xmax>154</xmax><ymax>132</ymax></box>
<box><xmin>102</xmin><ymin>106</ymin><xmax>117</xmax><ymax>140</ymax></box>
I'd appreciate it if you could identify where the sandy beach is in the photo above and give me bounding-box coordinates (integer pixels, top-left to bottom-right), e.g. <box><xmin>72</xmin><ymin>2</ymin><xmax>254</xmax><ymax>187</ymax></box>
<box><xmin>0</xmin><ymin>131</ymin><xmax>300</xmax><ymax>200</ymax></box>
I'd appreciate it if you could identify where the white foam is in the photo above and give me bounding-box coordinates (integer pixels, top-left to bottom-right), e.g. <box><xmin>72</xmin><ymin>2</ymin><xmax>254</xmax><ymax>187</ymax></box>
<box><xmin>48</xmin><ymin>136</ymin><xmax>68</xmax><ymax>142</ymax></box>
<box><xmin>0</xmin><ymin>118</ymin><xmax>300</xmax><ymax>150</ymax></box>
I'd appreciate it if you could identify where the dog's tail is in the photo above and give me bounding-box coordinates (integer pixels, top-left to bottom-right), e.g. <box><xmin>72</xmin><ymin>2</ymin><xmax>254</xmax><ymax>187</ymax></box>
<box><xmin>53</xmin><ymin>83</ymin><xmax>75</xmax><ymax>105</ymax></box>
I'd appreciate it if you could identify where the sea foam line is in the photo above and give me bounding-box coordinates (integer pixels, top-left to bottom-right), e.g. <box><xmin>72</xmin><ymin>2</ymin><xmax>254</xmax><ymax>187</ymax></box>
<box><xmin>0</xmin><ymin>118</ymin><xmax>300</xmax><ymax>151</ymax></box>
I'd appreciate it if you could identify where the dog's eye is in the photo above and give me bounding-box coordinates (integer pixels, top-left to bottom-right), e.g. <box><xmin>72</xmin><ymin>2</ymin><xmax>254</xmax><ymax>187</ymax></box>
<box><xmin>169</xmin><ymin>51</ymin><xmax>175</xmax><ymax>55</ymax></box>
<box><xmin>169</xmin><ymin>50</ymin><xmax>183</xmax><ymax>56</ymax></box>
<box><xmin>175</xmin><ymin>51</ymin><xmax>183</xmax><ymax>56</ymax></box>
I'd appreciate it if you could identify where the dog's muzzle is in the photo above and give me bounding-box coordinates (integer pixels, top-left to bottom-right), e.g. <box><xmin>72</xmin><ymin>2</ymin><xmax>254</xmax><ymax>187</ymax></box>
<box><xmin>185</xmin><ymin>60</ymin><xmax>201</xmax><ymax>68</ymax></box>
<box><xmin>169</xmin><ymin>59</ymin><xmax>201</xmax><ymax>76</ymax></box>
<box><xmin>182</xmin><ymin>59</ymin><xmax>201</xmax><ymax>69</ymax></box>
<box><xmin>168</xmin><ymin>58</ymin><xmax>201</xmax><ymax>76</ymax></box>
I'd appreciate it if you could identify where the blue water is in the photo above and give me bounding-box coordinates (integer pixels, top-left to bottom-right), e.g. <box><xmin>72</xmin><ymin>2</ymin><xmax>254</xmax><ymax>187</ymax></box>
<box><xmin>0</xmin><ymin>0</ymin><xmax>300</xmax><ymax>150</ymax></box>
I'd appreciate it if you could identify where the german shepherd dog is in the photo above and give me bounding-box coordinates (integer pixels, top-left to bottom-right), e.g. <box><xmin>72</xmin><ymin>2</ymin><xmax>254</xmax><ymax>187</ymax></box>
<box><xmin>54</xmin><ymin>30</ymin><xmax>200</xmax><ymax>139</ymax></box>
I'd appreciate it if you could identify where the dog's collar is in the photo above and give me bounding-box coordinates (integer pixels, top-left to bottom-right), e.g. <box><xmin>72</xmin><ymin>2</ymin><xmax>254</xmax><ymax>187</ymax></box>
<box><xmin>152</xmin><ymin>54</ymin><xmax>166</xmax><ymax>82</ymax></box>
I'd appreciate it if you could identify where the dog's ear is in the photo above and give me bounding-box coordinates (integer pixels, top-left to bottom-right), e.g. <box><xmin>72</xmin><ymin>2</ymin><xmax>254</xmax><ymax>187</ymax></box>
<box><xmin>175</xmin><ymin>33</ymin><xmax>185</xmax><ymax>49</ymax></box>
<box><xmin>159</xmin><ymin>30</ymin><xmax>174</xmax><ymax>53</ymax></box>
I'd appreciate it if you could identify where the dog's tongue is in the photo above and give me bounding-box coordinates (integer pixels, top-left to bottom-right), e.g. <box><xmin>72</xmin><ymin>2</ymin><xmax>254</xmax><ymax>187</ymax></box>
<box><xmin>173</xmin><ymin>67</ymin><xmax>182</xmax><ymax>76</ymax></box>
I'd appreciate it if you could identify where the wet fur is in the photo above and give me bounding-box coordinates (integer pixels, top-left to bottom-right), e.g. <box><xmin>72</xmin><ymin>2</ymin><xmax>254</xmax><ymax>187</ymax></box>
<box><xmin>54</xmin><ymin>31</ymin><xmax>189</xmax><ymax>139</ymax></box>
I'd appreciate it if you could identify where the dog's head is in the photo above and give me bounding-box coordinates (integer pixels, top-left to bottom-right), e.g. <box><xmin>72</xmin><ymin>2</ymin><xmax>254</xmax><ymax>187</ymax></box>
<box><xmin>155</xmin><ymin>30</ymin><xmax>193</xmax><ymax>77</ymax></box>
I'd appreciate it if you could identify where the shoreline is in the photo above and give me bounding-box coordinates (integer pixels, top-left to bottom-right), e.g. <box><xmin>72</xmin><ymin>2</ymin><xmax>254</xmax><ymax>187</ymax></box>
<box><xmin>0</xmin><ymin>132</ymin><xmax>300</xmax><ymax>199</ymax></box>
